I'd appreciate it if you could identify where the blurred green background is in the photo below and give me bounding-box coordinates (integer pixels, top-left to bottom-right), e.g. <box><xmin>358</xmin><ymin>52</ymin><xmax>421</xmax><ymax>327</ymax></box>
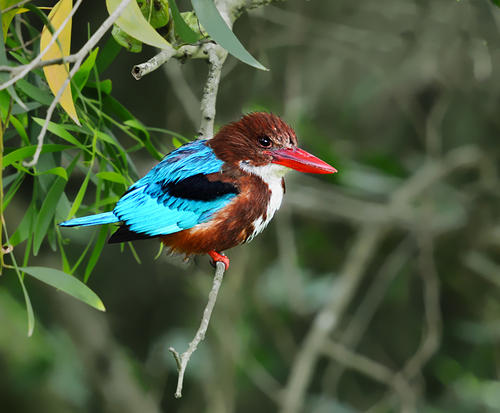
<box><xmin>2</xmin><ymin>0</ymin><xmax>500</xmax><ymax>412</ymax></box>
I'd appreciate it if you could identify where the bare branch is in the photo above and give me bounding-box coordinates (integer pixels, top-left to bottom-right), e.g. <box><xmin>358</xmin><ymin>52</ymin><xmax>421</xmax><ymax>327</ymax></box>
<box><xmin>0</xmin><ymin>0</ymin><xmax>84</xmax><ymax>91</ymax></box>
<box><xmin>198</xmin><ymin>44</ymin><xmax>227</xmax><ymax>139</ymax></box>
<box><xmin>132</xmin><ymin>42</ymin><xmax>212</xmax><ymax>80</ymax></box>
<box><xmin>131</xmin><ymin>0</ymin><xmax>282</xmax><ymax>80</ymax></box>
<box><xmin>22</xmin><ymin>0</ymin><xmax>134</xmax><ymax>167</ymax></box>
<box><xmin>169</xmin><ymin>261</ymin><xmax>226</xmax><ymax>398</ymax></box>
<box><xmin>1</xmin><ymin>0</ymin><xmax>31</xmax><ymax>14</ymax></box>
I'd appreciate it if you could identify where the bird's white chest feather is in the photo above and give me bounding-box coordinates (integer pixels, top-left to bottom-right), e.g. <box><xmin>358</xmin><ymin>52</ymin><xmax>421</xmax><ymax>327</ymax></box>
<box><xmin>240</xmin><ymin>163</ymin><xmax>288</xmax><ymax>242</ymax></box>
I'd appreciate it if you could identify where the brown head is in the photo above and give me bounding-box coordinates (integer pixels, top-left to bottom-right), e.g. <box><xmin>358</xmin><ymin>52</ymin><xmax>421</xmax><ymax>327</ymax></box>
<box><xmin>208</xmin><ymin>112</ymin><xmax>336</xmax><ymax>174</ymax></box>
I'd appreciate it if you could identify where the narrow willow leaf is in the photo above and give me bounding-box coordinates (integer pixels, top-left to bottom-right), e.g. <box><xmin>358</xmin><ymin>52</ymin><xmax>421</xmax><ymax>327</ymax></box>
<box><xmin>70</xmin><ymin>235</ymin><xmax>95</xmax><ymax>274</ymax></box>
<box><xmin>9</xmin><ymin>116</ymin><xmax>30</xmax><ymax>145</ymax></box>
<box><xmin>32</xmin><ymin>117</ymin><xmax>86</xmax><ymax>149</ymax></box>
<box><xmin>57</xmin><ymin>232</ymin><xmax>71</xmax><ymax>273</ymax></box>
<box><xmin>106</xmin><ymin>0</ymin><xmax>171</xmax><ymax>49</ymax></box>
<box><xmin>170</xmin><ymin>0</ymin><xmax>201</xmax><ymax>43</ymax></box>
<box><xmin>40</xmin><ymin>0</ymin><xmax>80</xmax><ymax>124</ymax></box>
<box><xmin>38</xmin><ymin>166</ymin><xmax>68</xmax><ymax>181</ymax></box>
<box><xmin>96</xmin><ymin>130</ymin><xmax>120</xmax><ymax>146</ymax></box>
<box><xmin>95</xmin><ymin>36</ymin><xmax>121</xmax><ymax>73</ymax></box>
<box><xmin>15</xmin><ymin>78</ymin><xmax>53</xmax><ymax>105</ymax></box>
<box><xmin>86</xmin><ymin>79</ymin><xmax>112</xmax><ymax>95</ymax></box>
<box><xmin>9</xmin><ymin>200</ymin><xmax>36</xmax><ymax>246</ymax></box>
<box><xmin>2</xmin><ymin>7</ymin><xmax>29</xmax><ymax>43</ymax></box>
<box><xmin>72</xmin><ymin>48</ymin><xmax>98</xmax><ymax>91</ymax></box>
<box><xmin>127</xmin><ymin>242</ymin><xmax>142</xmax><ymax>264</ymax></box>
<box><xmin>96</xmin><ymin>171</ymin><xmax>127</xmax><ymax>185</ymax></box>
<box><xmin>20</xmin><ymin>266</ymin><xmax>106</xmax><ymax>311</ymax></box>
<box><xmin>15</xmin><ymin>267</ymin><xmax>35</xmax><ymax>336</ymax></box>
<box><xmin>172</xmin><ymin>137</ymin><xmax>182</xmax><ymax>148</ymax></box>
<box><xmin>33</xmin><ymin>176</ymin><xmax>67</xmax><ymax>255</ymax></box>
<box><xmin>84</xmin><ymin>226</ymin><xmax>108</xmax><ymax>282</ymax></box>
<box><xmin>67</xmin><ymin>169</ymin><xmax>91</xmax><ymax>219</ymax></box>
<box><xmin>3</xmin><ymin>144</ymin><xmax>70</xmax><ymax>168</ymax></box>
<box><xmin>191</xmin><ymin>0</ymin><xmax>267</xmax><ymax>71</ymax></box>
<box><xmin>2</xmin><ymin>172</ymin><xmax>24</xmax><ymax>211</ymax></box>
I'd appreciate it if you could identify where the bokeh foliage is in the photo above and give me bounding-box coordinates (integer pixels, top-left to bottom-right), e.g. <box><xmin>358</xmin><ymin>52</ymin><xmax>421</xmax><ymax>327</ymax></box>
<box><xmin>2</xmin><ymin>0</ymin><xmax>500</xmax><ymax>413</ymax></box>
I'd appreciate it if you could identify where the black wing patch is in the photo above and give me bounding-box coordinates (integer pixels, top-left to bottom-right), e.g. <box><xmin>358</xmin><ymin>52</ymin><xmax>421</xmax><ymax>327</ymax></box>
<box><xmin>161</xmin><ymin>173</ymin><xmax>239</xmax><ymax>201</ymax></box>
<box><xmin>108</xmin><ymin>225</ymin><xmax>156</xmax><ymax>244</ymax></box>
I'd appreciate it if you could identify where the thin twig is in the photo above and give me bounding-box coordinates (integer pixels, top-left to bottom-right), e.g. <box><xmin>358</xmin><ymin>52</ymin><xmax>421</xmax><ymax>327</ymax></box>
<box><xmin>131</xmin><ymin>42</ymin><xmax>212</xmax><ymax>80</ymax></box>
<box><xmin>22</xmin><ymin>0</ymin><xmax>133</xmax><ymax>167</ymax></box>
<box><xmin>0</xmin><ymin>0</ymin><xmax>84</xmax><ymax>91</ymax></box>
<box><xmin>0</xmin><ymin>55</ymin><xmax>79</xmax><ymax>73</ymax></box>
<box><xmin>1</xmin><ymin>0</ymin><xmax>31</xmax><ymax>14</ymax></box>
<box><xmin>169</xmin><ymin>261</ymin><xmax>226</xmax><ymax>398</ymax></box>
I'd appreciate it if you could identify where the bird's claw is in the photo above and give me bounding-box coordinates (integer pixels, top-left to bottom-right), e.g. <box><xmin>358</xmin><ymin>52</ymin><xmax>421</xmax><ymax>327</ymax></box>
<box><xmin>208</xmin><ymin>250</ymin><xmax>230</xmax><ymax>270</ymax></box>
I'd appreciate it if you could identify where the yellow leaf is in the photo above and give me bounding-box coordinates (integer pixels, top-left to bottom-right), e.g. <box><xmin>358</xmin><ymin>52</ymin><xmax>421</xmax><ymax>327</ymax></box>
<box><xmin>40</xmin><ymin>0</ymin><xmax>80</xmax><ymax>125</ymax></box>
<box><xmin>106</xmin><ymin>0</ymin><xmax>171</xmax><ymax>50</ymax></box>
<box><xmin>1</xmin><ymin>8</ymin><xmax>28</xmax><ymax>40</ymax></box>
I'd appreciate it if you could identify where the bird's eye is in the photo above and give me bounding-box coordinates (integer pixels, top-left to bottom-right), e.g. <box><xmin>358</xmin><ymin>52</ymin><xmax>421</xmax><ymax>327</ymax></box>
<box><xmin>258</xmin><ymin>136</ymin><xmax>272</xmax><ymax>147</ymax></box>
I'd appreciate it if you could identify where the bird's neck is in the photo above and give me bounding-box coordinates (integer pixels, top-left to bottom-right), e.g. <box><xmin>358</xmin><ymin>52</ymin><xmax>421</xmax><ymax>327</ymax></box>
<box><xmin>237</xmin><ymin>162</ymin><xmax>288</xmax><ymax>242</ymax></box>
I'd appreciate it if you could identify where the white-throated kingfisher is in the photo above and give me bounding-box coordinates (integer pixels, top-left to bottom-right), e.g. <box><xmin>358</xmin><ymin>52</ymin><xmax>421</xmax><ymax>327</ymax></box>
<box><xmin>60</xmin><ymin>113</ymin><xmax>337</xmax><ymax>269</ymax></box>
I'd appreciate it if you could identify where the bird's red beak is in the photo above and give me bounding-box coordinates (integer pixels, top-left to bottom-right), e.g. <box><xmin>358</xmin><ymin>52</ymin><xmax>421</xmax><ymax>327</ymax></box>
<box><xmin>267</xmin><ymin>147</ymin><xmax>337</xmax><ymax>174</ymax></box>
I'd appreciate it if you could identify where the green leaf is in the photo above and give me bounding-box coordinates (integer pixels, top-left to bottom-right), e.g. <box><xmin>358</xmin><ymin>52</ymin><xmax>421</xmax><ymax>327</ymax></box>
<box><xmin>38</xmin><ymin>166</ymin><xmax>68</xmax><ymax>181</ymax></box>
<box><xmin>102</xmin><ymin>94</ymin><xmax>134</xmax><ymax>121</ymax></box>
<box><xmin>172</xmin><ymin>137</ymin><xmax>182</xmax><ymax>148</ymax></box>
<box><xmin>15</xmin><ymin>78</ymin><xmax>53</xmax><ymax>105</ymax></box>
<box><xmin>2</xmin><ymin>172</ymin><xmax>24</xmax><ymax>211</ymax></box>
<box><xmin>86</xmin><ymin>79</ymin><xmax>112</xmax><ymax>95</ymax></box>
<box><xmin>190</xmin><ymin>0</ymin><xmax>268</xmax><ymax>71</ymax></box>
<box><xmin>106</xmin><ymin>0</ymin><xmax>171</xmax><ymax>49</ymax></box>
<box><xmin>96</xmin><ymin>171</ymin><xmax>127</xmax><ymax>185</ymax></box>
<box><xmin>67</xmin><ymin>169</ymin><xmax>91</xmax><ymax>219</ymax></box>
<box><xmin>96</xmin><ymin>36</ymin><xmax>122</xmax><ymax>73</ymax></box>
<box><xmin>9</xmin><ymin>200</ymin><xmax>36</xmax><ymax>246</ymax></box>
<box><xmin>73</xmin><ymin>48</ymin><xmax>99</xmax><ymax>91</ymax></box>
<box><xmin>15</xmin><ymin>267</ymin><xmax>35</xmax><ymax>336</ymax></box>
<box><xmin>20</xmin><ymin>266</ymin><xmax>106</xmax><ymax>311</ymax></box>
<box><xmin>3</xmin><ymin>144</ymin><xmax>70</xmax><ymax>168</ymax></box>
<box><xmin>33</xmin><ymin>176</ymin><xmax>67</xmax><ymax>255</ymax></box>
<box><xmin>170</xmin><ymin>0</ymin><xmax>202</xmax><ymax>43</ymax></box>
<box><xmin>32</xmin><ymin>117</ymin><xmax>86</xmax><ymax>149</ymax></box>
<box><xmin>9</xmin><ymin>115</ymin><xmax>30</xmax><ymax>145</ymax></box>
<box><xmin>84</xmin><ymin>226</ymin><xmax>108</xmax><ymax>282</ymax></box>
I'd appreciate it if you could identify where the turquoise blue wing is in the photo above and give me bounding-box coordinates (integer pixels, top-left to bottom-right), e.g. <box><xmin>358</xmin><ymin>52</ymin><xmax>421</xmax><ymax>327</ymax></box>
<box><xmin>112</xmin><ymin>140</ymin><xmax>238</xmax><ymax>237</ymax></box>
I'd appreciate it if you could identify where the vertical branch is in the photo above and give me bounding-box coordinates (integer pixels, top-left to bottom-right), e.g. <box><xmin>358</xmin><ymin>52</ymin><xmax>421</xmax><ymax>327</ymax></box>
<box><xmin>169</xmin><ymin>262</ymin><xmax>226</xmax><ymax>398</ymax></box>
<box><xmin>198</xmin><ymin>45</ymin><xmax>228</xmax><ymax>139</ymax></box>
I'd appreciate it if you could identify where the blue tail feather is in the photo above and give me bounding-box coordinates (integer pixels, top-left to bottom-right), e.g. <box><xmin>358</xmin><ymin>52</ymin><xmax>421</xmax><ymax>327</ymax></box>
<box><xmin>59</xmin><ymin>212</ymin><xmax>119</xmax><ymax>227</ymax></box>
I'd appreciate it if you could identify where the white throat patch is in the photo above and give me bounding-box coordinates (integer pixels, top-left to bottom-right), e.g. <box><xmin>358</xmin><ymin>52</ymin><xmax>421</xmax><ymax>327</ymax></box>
<box><xmin>239</xmin><ymin>162</ymin><xmax>290</xmax><ymax>242</ymax></box>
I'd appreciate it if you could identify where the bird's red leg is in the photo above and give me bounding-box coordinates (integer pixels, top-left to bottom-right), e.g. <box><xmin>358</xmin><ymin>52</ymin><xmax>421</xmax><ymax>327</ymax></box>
<box><xmin>208</xmin><ymin>250</ymin><xmax>230</xmax><ymax>270</ymax></box>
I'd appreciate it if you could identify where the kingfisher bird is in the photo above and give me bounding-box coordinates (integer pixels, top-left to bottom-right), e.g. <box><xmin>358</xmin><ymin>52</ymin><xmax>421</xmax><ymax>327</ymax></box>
<box><xmin>60</xmin><ymin>113</ymin><xmax>336</xmax><ymax>269</ymax></box>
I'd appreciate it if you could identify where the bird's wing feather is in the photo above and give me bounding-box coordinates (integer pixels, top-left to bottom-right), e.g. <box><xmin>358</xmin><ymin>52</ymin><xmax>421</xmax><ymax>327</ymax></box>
<box><xmin>113</xmin><ymin>140</ymin><xmax>238</xmax><ymax>237</ymax></box>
